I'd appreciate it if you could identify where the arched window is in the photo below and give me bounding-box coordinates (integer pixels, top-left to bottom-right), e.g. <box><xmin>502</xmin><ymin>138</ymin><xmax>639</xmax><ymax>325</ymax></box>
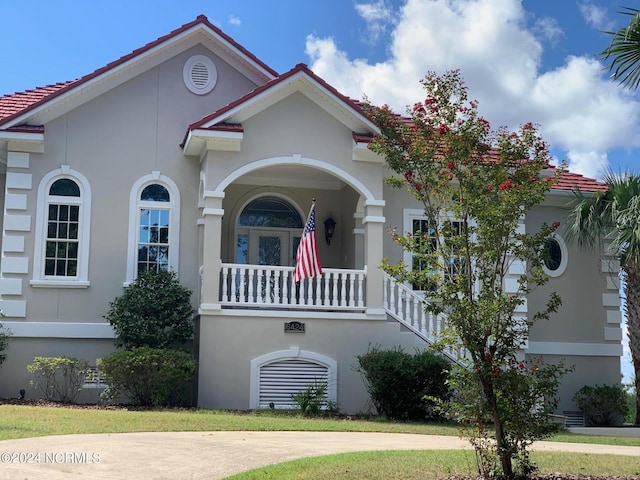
<box><xmin>235</xmin><ymin>196</ymin><xmax>303</xmax><ymax>266</ymax></box>
<box><xmin>32</xmin><ymin>167</ymin><xmax>91</xmax><ymax>287</ymax></box>
<box><xmin>126</xmin><ymin>173</ymin><xmax>180</xmax><ymax>284</ymax></box>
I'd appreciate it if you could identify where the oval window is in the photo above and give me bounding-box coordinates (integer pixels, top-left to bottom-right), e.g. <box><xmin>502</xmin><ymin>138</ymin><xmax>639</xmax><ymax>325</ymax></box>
<box><xmin>542</xmin><ymin>234</ymin><xmax>567</xmax><ymax>277</ymax></box>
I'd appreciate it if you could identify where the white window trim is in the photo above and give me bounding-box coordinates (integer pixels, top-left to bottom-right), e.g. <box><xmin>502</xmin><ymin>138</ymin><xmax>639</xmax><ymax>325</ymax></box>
<box><xmin>542</xmin><ymin>232</ymin><xmax>568</xmax><ymax>277</ymax></box>
<box><xmin>125</xmin><ymin>172</ymin><xmax>181</xmax><ymax>285</ymax></box>
<box><xmin>31</xmin><ymin>166</ymin><xmax>91</xmax><ymax>288</ymax></box>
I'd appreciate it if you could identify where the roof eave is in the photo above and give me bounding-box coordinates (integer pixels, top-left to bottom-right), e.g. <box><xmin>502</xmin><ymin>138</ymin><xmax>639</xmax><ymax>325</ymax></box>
<box><xmin>0</xmin><ymin>130</ymin><xmax>44</xmax><ymax>153</ymax></box>
<box><xmin>183</xmin><ymin>128</ymin><xmax>244</xmax><ymax>158</ymax></box>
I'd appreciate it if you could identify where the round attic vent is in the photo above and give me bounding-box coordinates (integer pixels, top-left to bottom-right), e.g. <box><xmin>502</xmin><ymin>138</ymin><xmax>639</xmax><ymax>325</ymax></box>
<box><xmin>183</xmin><ymin>55</ymin><xmax>217</xmax><ymax>95</ymax></box>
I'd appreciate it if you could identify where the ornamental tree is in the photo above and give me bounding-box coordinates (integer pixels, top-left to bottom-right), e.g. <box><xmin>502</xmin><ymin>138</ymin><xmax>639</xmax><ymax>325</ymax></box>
<box><xmin>365</xmin><ymin>70</ymin><xmax>566</xmax><ymax>479</ymax></box>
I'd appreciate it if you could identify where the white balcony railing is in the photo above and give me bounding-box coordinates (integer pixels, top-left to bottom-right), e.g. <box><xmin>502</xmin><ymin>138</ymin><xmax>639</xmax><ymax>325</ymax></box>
<box><xmin>383</xmin><ymin>272</ymin><xmax>466</xmax><ymax>363</ymax></box>
<box><xmin>220</xmin><ymin>263</ymin><xmax>366</xmax><ymax>311</ymax></box>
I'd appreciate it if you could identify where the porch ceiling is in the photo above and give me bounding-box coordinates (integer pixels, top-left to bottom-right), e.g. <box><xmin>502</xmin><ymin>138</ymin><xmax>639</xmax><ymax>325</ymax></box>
<box><xmin>234</xmin><ymin>164</ymin><xmax>346</xmax><ymax>191</ymax></box>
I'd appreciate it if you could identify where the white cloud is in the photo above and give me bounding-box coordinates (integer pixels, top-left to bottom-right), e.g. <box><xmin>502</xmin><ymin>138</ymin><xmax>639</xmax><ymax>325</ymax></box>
<box><xmin>305</xmin><ymin>0</ymin><xmax>640</xmax><ymax>178</ymax></box>
<box><xmin>533</xmin><ymin>17</ymin><xmax>564</xmax><ymax>45</ymax></box>
<box><xmin>578</xmin><ymin>2</ymin><xmax>615</xmax><ymax>31</ymax></box>
<box><xmin>354</xmin><ymin>1</ymin><xmax>395</xmax><ymax>44</ymax></box>
<box><xmin>228</xmin><ymin>15</ymin><xmax>241</xmax><ymax>27</ymax></box>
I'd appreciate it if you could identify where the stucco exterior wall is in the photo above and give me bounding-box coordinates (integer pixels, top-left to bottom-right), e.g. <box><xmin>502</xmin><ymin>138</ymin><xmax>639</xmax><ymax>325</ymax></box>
<box><xmin>7</xmin><ymin>46</ymin><xmax>262</xmax><ymax>324</ymax></box>
<box><xmin>202</xmin><ymin>93</ymin><xmax>386</xmax><ymax>201</ymax></box>
<box><xmin>197</xmin><ymin>313</ymin><xmax>427</xmax><ymax>413</ymax></box>
<box><xmin>0</xmin><ymin>337</ymin><xmax>114</xmax><ymax>401</ymax></box>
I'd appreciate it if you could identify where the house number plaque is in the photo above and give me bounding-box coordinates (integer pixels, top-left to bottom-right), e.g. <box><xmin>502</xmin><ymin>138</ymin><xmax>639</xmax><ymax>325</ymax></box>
<box><xmin>284</xmin><ymin>321</ymin><xmax>305</xmax><ymax>333</ymax></box>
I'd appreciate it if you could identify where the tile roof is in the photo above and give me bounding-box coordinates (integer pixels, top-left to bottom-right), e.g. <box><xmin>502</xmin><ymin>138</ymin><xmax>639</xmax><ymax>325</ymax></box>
<box><xmin>0</xmin><ymin>81</ymin><xmax>77</xmax><ymax>123</ymax></box>
<box><xmin>551</xmin><ymin>168</ymin><xmax>607</xmax><ymax>193</ymax></box>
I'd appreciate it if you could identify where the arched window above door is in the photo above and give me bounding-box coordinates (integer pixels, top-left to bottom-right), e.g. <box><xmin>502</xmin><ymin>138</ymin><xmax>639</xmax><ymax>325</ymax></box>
<box><xmin>238</xmin><ymin>197</ymin><xmax>303</xmax><ymax>228</ymax></box>
<box><xmin>236</xmin><ymin>196</ymin><xmax>303</xmax><ymax>267</ymax></box>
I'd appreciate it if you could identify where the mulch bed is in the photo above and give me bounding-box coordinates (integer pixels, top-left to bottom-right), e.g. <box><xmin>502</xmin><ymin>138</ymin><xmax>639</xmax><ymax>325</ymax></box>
<box><xmin>447</xmin><ymin>477</ymin><xmax>640</xmax><ymax>480</ymax></box>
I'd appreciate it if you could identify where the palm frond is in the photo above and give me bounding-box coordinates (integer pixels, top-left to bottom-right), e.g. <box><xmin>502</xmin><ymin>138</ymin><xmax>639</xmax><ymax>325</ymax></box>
<box><xmin>600</xmin><ymin>7</ymin><xmax>640</xmax><ymax>90</ymax></box>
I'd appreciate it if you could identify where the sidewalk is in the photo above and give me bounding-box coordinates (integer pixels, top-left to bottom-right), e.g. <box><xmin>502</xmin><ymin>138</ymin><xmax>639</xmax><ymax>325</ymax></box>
<box><xmin>0</xmin><ymin>431</ymin><xmax>638</xmax><ymax>480</ymax></box>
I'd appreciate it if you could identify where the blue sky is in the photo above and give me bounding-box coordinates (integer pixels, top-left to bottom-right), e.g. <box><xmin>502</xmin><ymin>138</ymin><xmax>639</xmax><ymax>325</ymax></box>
<box><xmin>0</xmin><ymin>0</ymin><xmax>635</xmax><ymax>381</ymax></box>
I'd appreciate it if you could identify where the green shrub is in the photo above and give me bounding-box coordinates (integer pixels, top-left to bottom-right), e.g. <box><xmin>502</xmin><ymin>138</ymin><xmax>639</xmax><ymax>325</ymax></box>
<box><xmin>573</xmin><ymin>384</ymin><xmax>630</xmax><ymax>426</ymax></box>
<box><xmin>27</xmin><ymin>356</ymin><xmax>89</xmax><ymax>403</ymax></box>
<box><xmin>624</xmin><ymin>383</ymin><xmax>636</xmax><ymax>424</ymax></box>
<box><xmin>98</xmin><ymin>347</ymin><xmax>197</xmax><ymax>407</ymax></box>
<box><xmin>355</xmin><ymin>345</ymin><xmax>450</xmax><ymax>421</ymax></box>
<box><xmin>0</xmin><ymin>321</ymin><xmax>10</xmax><ymax>367</ymax></box>
<box><xmin>105</xmin><ymin>269</ymin><xmax>194</xmax><ymax>350</ymax></box>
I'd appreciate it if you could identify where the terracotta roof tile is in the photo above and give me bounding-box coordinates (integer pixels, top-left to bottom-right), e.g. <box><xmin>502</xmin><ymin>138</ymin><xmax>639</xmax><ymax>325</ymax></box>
<box><xmin>0</xmin><ymin>81</ymin><xmax>77</xmax><ymax>122</ymax></box>
<box><xmin>553</xmin><ymin>169</ymin><xmax>607</xmax><ymax>193</ymax></box>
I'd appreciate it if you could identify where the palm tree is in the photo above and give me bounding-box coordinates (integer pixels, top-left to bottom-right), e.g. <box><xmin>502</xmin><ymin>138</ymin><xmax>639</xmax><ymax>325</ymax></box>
<box><xmin>567</xmin><ymin>171</ymin><xmax>640</xmax><ymax>425</ymax></box>
<box><xmin>600</xmin><ymin>7</ymin><xmax>640</xmax><ymax>91</ymax></box>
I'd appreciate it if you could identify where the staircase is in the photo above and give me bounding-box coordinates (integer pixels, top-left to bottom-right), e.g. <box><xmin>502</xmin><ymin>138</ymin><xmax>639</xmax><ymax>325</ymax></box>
<box><xmin>383</xmin><ymin>272</ymin><xmax>468</xmax><ymax>365</ymax></box>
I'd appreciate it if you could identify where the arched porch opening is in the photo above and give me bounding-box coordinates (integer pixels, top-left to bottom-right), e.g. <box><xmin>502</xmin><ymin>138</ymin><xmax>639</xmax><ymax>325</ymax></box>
<box><xmin>199</xmin><ymin>155</ymin><xmax>386</xmax><ymax>315</ymax></box>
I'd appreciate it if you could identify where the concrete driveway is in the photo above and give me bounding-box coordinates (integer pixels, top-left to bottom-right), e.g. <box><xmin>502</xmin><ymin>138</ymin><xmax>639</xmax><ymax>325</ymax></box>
<box><xmin>0</xmin><ymin>431</ymin><xmax>638</xmax><ymax>479</ymax></box>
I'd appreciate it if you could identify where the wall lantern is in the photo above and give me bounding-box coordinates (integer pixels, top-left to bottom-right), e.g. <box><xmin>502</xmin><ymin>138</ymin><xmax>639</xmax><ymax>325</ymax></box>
<box><xmin>324</xmin><ymin>216</ymin><xmax>337</xmax><ymax>245</ymax></box>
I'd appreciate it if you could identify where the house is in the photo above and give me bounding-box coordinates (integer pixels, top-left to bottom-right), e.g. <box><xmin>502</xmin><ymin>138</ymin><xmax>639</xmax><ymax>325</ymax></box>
<box><xmin>0</xmin><ymin>15</ymin><xmax>622</xmax><ymax>416</ymax></box>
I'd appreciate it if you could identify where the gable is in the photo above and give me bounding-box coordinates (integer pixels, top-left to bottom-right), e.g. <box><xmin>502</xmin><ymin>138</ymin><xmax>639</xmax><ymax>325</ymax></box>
<box><xmin>0</xmin><ymin>16</ymin><xmax>278</xmax><ymax>131</ymax></box>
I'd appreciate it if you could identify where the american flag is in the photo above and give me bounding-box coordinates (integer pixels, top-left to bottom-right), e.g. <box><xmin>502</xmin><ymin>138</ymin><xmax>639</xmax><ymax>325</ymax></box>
<box><xmin>294</xmin><ymin>201</ymin><xmax>323</xmax><ymax>283</ymax></box>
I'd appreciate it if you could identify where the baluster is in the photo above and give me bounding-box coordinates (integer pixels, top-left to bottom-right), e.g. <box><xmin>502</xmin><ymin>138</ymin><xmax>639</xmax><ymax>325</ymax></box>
<box><xmin>419</xmin><ymin>302</ymin><xmax>428</xmax><ymax>337</ymax></box>
<box><xmin>347</xmin><ymin>273</ymin><xmax>355</xmax><ymax>307</ymax></box>
<box><xmin>263</xmin><ymin>268</ymin><xmax>271</xmax><ymax>304</ymax></box>
<box><xmin>312</xmin><ymin>274</ymin><xmax>321</xmax><ymax>305</ymax></box>
<box><xmin>305</xmin><ymin>277</ymin><xmax>313</xmax><ymax>305</ymax></box>
<box><xmin>389</xmin><ymin>280</ymin><xmax>396</xmax><ymax>314</ymax></box>
<box><xmin>338</xmin><ymin>273</ymin><xmax>346</xmax><ymax>306</ymax></box>
<box><xmin>247</xmin><ymin>268</ymin><xmax>255</xmax><ymax>303</ymax></box>
<box><xmin>331</xmin><ymin>273</ymin><xmax>338</xmax><ymax>306</ymax></box>
<box><xmin>275</xmin><ymin>270</ymin><xmax>282</xmax><ymax>305</ymax></box>
<box><xmin>383</xmin><ymin>275</ymin><xmax>388</xmax><ymax>309</ymax></box>
<box><xmin>357</xmin><ymin>272</ymin><xmax>364</xmax><ymax>308</ymax></box>
<box><xmin>320</xmin><ymin>271</ymin><xmax>329</xmax><ymax>305</ymax></box>
<box><xmin>220</xmin><ymin>266</ymin><xmax>228</xmax><ymax>303</ymax></box>
<box><xmin>229</xmin><ymin>268</ymin><xmax>239</xmax><ymax>303</ymax></box>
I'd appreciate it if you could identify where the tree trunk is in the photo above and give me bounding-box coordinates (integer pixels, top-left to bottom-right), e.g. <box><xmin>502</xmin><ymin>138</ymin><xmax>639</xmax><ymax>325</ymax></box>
<box><xmin>623</xmin><ymin>265</ymin><xmax>640</xmax><ymax>426</ymax></box>
<box><xmin>481</xmin><ymin>376</ymin><xmax>514</xmax><ymax>479</ymax></box>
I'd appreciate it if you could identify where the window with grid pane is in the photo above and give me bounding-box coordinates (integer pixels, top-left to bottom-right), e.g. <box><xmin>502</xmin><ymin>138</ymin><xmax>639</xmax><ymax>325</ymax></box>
<box><xmin>406</xmin><ymin>212</ymin><xmax>465</xmax><ymax>291</ymax></box>
<box><xmin>45</xmin><ymin>179</ymin><xmax>81</xmax><ymax>277</ymax></box>
<box><xmin>137</xmin><ymin>184</ymin><xmax>170</xmax><ymax>274</ymax></box>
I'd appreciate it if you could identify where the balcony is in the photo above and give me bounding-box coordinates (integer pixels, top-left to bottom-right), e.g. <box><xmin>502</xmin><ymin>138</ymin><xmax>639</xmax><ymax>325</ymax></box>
<box><xmin>219</xmin><ymin>263</ymin><xmax>367</xmax><ymax>312</ymax></box>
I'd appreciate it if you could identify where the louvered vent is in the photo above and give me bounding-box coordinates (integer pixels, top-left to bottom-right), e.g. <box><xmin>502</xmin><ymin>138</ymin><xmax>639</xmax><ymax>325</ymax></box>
<box><xmin>259</xmin><ymin>359</ymin><xmax>328</xmax><ymax>408</ymax></box>
<box><xmin>190</xmin><ymin>62</ymin><xmax>209</xmax><ymax>87</ymax></box>
<box><xmin>183</xmin><ymin>55</ymin><xmax>217</xmax><ymax>95</ymax></box>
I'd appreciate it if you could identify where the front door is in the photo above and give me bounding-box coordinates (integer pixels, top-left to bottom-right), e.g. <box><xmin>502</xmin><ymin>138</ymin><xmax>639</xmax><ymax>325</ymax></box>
<box><xmin>253</xmin><ymin>230</ymin><xmax>289</xmax><ymax>266</ymax></box>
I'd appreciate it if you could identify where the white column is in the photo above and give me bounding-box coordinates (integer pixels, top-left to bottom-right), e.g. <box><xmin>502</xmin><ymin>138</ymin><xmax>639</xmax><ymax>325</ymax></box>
<box><xmin>363</xmin><ymin>199</ymin><xmax>385</xmax><ymax>316</ymax></box>
<box><xmin>199</xmin><ymin>191</ymin><xmax>224</xmax><ymax>314</ymax></box>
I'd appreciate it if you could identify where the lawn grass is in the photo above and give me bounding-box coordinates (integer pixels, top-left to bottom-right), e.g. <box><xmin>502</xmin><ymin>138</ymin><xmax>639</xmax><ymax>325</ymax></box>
<box><xmin>226</xmin><ymin>450</ymin><xmax>640</xmax><ymax>479</ymax></box>
<box><xmin>1</xmin><ymin>405</ymin><xmax>638</xmax><ymax>479</ymax></box>
<box><xmin>0</xmin><ymin>405</ymin><xmax>460</xmax><ymax>441</ymax></box>
<box><xmin>1</xmin><ymin>404</ymin><xmax>639</xmax><ymax>447</ymax></box>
